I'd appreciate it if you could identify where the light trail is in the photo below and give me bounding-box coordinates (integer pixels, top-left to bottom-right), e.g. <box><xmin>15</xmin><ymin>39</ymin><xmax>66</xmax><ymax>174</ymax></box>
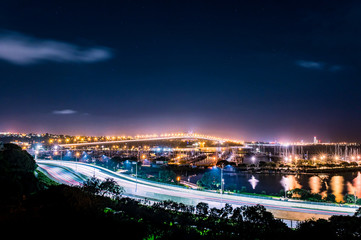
<box><xmin>38</xmin><ymin>164</ymin><xmax>85</xmax><ymax>185</ymax></box>
<box><xmin>37</xmin><ymin>160</ymin><xmax>358</xmax><ymax>221</ymax></box>
<box><xmin>58</xmin><ymin>134</ymin><xmax>243</xmax><ymax>147</ymax></box>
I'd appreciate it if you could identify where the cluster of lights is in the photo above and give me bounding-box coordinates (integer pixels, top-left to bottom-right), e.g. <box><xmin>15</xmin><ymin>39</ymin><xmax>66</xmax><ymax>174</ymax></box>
<box><xmin>49</xmin><ymin>132</ymin><xmax>243</xmax><ymax>145</ymax></box>
<box><xmin>284</xmin><ymin>155</ymin><xmax>300</xmax><ymax>162</ymax></box>
<box><xmin>282</xmin><ymin>154</ymin><xmax>361</xmax><ymax>162</ymax></box>
<box><xmin>49</xmin><ymin>136</ymin><xmax>134</xmax><ymax>144</ymax></box>
<box><xmin>134</xmin><ymin>132</ymin><xmax>243</xmax><ymax>143</ymax></box>
<box><xmin>135</xmin><ymin>134</ymin><xmax>159</xmax><ymax>139</ymax></box>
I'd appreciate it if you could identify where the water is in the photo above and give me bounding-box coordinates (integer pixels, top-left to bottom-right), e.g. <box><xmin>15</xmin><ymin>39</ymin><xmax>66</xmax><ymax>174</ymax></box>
<box><xmin>190</xmin><ymin>171</ymin><xmax>361</xmax><ymax>202</ymax></box>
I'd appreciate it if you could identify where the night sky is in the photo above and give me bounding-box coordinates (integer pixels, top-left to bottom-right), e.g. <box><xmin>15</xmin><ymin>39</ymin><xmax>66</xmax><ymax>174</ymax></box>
<box><xmin>1</xmin><ymin>0</ymin><xmax>361</xmax><ymax>142</ymax></box>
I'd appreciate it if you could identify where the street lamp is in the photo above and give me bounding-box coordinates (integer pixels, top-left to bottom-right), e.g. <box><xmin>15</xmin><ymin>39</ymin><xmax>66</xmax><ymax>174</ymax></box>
<box><xmin>132</xmin><ymin>161</ymin><xmax>138</xmax><ymax>192</ymax></box>
<box><xmin>214</xmin><ymin>163</ymin><xmax>225</xmax><ymax>194</ymax></box>
<box><xmin>75</xmin><ymin>152</ymin><xmax>80</xmax><ymax>171</ymax></box>
<box><xmin>34</xmin><ymin>144</ymin><xmax>42</xmax><ymax>160</ymax></box>
<box><xmin>221</xmin><ymin>163</ymin><xmax>224</xmax><ymax>194</ymax></box>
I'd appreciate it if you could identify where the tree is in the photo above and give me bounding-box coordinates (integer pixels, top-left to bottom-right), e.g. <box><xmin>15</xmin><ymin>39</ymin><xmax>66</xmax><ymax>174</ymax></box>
<box><xmin>0</xmin><ymin>143</ymin><xmax>39</xmax><ymax>204</ymax></box>
<box><xmin>241</xmin><ymin>204</ymin><xmax>275</xmax><ymax>225</ymax></box>
<box><xmin>230</xmin><ymin>207</ymin><xmax>243</xmax><ymax>222</ymax></box>
<box><xmin>221</xmin><ymin>203</ymin><xmax>233</xmax><ymax>218</ymax></box>
<box><xmin>344</xmin><ymin>194</ymin><xmax>356</xmax><ymax>203</ymax></box>
<box><xmin>81</xmin><ymin>177</ymin><xmax>124</xmax><ymax>199</ymax></box>
<box><xmin>209</xmin><ymin>207</ymin><xmax>222</xmax><ymax>218</ymax></box>
<box><xmin>324</xmin><ymin>193</ymin><xmax>336</xmax><ymax>203</ymax></box>
<box><xmin>354</xmin><ymin>207</ymin><xmax>361</xmax><ymax>217</ymax></box>
<box><xmin>99</xmin><ymin>178</ymin><xmax>124</xmax><ymax>198</ymax></box>
<box><xmin>290</xmin><ymin>188</ymin><xmax>311</xmax><ymax>200</ymax></box>
<box><xmin>197</xmin><ymin>170</ymin><xmax>221</xmax><ymax>190</ymax></box>
<box><xmin>158</xmin><ymin>169</ymin><xmax>176</xmax><ymax>183</ymax></box>
<box><xmin>196</xmin><ymin>202</ymin><xmax>209</xmax><ymax>216</ymax></box>
<box><xmin>82</xmin><ymin>176</ymin><xmax>102</xmax><ymax>194</ymax></box>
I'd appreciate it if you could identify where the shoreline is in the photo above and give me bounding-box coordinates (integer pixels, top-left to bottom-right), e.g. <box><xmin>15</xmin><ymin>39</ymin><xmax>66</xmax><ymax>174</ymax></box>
<box><xmin>232</xmin><ymin>166</ymin><xmax>361</xmax><ymax>175</ymax></box>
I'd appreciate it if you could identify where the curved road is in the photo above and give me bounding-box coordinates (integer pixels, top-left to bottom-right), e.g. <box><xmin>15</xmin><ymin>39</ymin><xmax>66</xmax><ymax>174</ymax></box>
<box><xmin>37</xmin><ymin>160</ymin><xmax>357</xmax><ymax>221</ymax></box>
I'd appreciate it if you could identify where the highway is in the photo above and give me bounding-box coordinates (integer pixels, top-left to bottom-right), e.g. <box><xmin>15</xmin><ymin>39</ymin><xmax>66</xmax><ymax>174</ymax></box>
<box><xmin>37</xmin><ymin>160</ymin><xmax>358</xmax><ymax>221</ymax></box>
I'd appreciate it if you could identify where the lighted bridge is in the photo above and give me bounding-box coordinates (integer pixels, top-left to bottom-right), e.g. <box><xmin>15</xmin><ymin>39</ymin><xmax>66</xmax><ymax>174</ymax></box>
<box><xmin>58</xmin><ymin>133</ymin><xmax>243</xmax><ymax>148</ymax></box>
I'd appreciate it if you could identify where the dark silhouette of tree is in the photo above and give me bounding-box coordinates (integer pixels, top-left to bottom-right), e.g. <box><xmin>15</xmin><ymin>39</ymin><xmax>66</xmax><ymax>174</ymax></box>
<box><xmin>196</xmin><ymin>202</ymin><xmax>209</xmax><ymax>216</ymax></box>
<box><xmin>241</xmin><ymin>204</ymin><xmax>274</xmax><ymax>225</ymax></box>
<box><xmin>0</xmin><ymin>143</ymin><xmax>39</xmax><ymax>205</ymax></box>
<box><xmin>81</xmin><ymin>176</ymin><xmax>124</xmax><ymax>199</ymax></box>
<box><xmin>354</xmin><ymin>207</ymin><xmax>361</xmax><ymax>217</ymax></box>
<box><xmin>81</xmin><ymin>176</ymin><xmax>102</xmax><ymax>194</ymax></box>
<box><xmin>221</xmin><ymin>203</ymin><xmax>233</xmax><ymax>218</ymax></box>
<box><xmin>230</xmin><ymin>207</ymin><xmax>243</xmax><ymax>222</ymax></box>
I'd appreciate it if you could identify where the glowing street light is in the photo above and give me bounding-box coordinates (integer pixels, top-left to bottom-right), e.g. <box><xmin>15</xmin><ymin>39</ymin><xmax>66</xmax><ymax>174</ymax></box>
<box><xmin>75</xmin><ymin>152</ymin><xmax>80</xmax><ymax>171</ymax></box>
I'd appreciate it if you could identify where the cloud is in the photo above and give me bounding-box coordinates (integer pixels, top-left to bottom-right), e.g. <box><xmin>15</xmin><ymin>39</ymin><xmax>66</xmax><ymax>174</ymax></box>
<box><xmin>329</xmin><ymin>65</ymin><xmax>343</xmax><ymax>72</ymax></box>
<box><xmin>296</xmin><ymin>60</ymin><xmax>343</xmax><ymax>72</ymax></box>
<box><xmin>52</xmin><ymin>109</ymin><xmax>77</xmax><ymax>115</ymax></box>
<box><xmin>0</xmin><ymin>31</ymin><xmax>113</xmax><ymax>65</ymax></box>
<box><xmin>296</xmin><ymin>60</ymin><xmax>324</xmax><ymax>70</ymax></box>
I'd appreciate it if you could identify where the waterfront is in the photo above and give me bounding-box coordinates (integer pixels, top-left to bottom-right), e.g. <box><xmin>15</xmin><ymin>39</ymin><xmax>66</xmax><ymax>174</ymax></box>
<box><xmin>190</xmin><ymin>170</ymin><xmax>361</xmax><ymax>202</ymax></box>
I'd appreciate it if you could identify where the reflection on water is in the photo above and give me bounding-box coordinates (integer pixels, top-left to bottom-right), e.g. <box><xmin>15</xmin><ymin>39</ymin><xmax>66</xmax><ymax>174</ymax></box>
<box><xmin>347</xmin><ymin>182</ymin><xmax>355</xmax><ymax>197</ymax></box>
<box><xmin>248</xmin><ymin>175</ymin><xmax>259</xmax><ymax>189</ymax></box>
<box><xmin>330</xmin><ymin>176</ymin><xmax>344</xmax><ymax>202</ymax></box>
<box><xmin>347</xmin><ymin>172</ymin><xmax>361</xmax><ymax>198</ymax></box>
<box><xmin>353</xmin><ymin>172</ymin><xmax>361</xmax><ymax>198</ymax></box>
<box><xmin>309</xmin><ymin>176</ymin><xmax>321</xmax><ymax>194</ymax></box>
<box><xmin>287</xmin><ymin>175</ymin><xmax>302</xmax><ymax>190</ymax></box>
<box><xmin>194</xmin><ymin>170</ymin><xmax>361</xmax><ymax>202</ymax></box>
<box><xmin>280</xmin><ymin>176</ymin><xmax>288</xmax><ymax>191</ymax></box>
<box><xmin>281</xmin><ymin>175</ymin><xmax>302</xmax><ymax>191</ymax></box>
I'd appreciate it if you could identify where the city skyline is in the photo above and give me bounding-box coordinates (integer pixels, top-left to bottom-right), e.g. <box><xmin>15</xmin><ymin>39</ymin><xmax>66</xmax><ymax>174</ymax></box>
<box><xmin>1</xmin><ymin>1</ymin><xmax>361</xmax><ymax>142</ymax></box>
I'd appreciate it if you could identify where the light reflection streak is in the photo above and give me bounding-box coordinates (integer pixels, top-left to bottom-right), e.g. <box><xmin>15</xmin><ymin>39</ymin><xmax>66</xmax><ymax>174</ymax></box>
<box><xmin>248</xmin><ymin>175</ymin><xmax>259</xmax><ymax>190</ymax></box>
<box><xmin>347</xmin><ymin>172</ymin><xmax>361</xmax><ymax>198</ymax></box>
<box><xmin>330</xmin><ymin>176</ymin><xmax>344</xmax><ymax>202</ymax></box>
<box><xmin>353</xmin><ymin>172</ymin><xmax>361</xmax><ymax>198</ymax></box>
<box><xmin>309</xmin><ymin>176</ymin><xmax>321</xmax><ymax>194</ymax></box>
<box><xmin>281</xmin><ymin>175</ymin><xmax>302</xmax><ymax>191</ymax></box>
<box><xmin>280</xmin><ymin>176</ymin><xmax>288</xmax><ymax>191</ymax></box>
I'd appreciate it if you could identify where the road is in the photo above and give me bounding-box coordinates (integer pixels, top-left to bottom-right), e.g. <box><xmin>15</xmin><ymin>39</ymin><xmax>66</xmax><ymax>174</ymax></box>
<box><xmin>58</xmin><ymin>133</ymin><xmax>241</xmax><ymax>147</ymax></box>
<box><xmin>37</xmin><ymin>160</ymin><xmax>358</xmax><ymax>221</ymax></box>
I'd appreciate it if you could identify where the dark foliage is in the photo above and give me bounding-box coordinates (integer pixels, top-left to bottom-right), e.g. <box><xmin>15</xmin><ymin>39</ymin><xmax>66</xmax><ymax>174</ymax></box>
<box><xmin>2</xmin><ymin>145</ymin><xmax>361</xmax><ymax>239</ymax></box>
<box><xmin>0</xmin><ymin>143</ymin><xmax>39</xmax><ymax>207</ymax></box>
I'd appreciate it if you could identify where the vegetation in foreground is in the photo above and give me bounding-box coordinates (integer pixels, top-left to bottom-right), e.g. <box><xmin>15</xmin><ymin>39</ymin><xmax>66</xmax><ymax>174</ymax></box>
<box><xmin>2</xmin><ymin>143</ymin><xmax>361</xmax><ymax>239</ymax></box>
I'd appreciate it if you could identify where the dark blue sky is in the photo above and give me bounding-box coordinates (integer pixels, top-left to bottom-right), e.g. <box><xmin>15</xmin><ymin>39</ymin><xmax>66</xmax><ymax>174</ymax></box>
<box><xmin>0</xmin><ymin>0</ymin><xmax>360</xmax><ymax>142</ymax></box>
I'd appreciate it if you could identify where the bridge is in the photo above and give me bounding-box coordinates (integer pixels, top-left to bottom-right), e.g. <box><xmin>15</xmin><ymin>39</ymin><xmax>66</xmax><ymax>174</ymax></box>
<box><xmin>58</xmin><ymin>133</ymin><xmax>244</xmax><ymax>148</ymax></box>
